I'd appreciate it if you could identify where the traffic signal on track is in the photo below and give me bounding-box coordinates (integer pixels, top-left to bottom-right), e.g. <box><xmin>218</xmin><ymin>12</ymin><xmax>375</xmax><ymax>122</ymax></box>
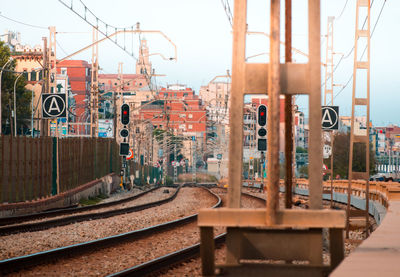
<box><xmin>121</xmin><ymin>104</ymin><xmax>130</xmax><ymax>125</ymax></box>
<box><xmin>257</xmin><ymin>104</ymin><xmax>267</xmax><ymax>151</ymax></box>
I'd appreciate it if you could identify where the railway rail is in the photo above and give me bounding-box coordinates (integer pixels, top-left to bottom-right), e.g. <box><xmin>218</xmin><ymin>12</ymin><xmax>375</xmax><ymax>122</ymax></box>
<box><xmin>109</xmin><ymin>183</ymin><xmax>382</xmax><ymax>276</ymax></box>
<box><xmin>0</xmin><ymin>186</ymin><xmax>180</xmax><ymax>235</ymax></box>
<box><xmin>0</xmin><ymin>186</ymin><xmax>221</xmax><ymax>275</ymax></box>
<box><xmin>0</xmin><ymin>187</ymin><xmax>159</xmax><ymax>226</ymax></box>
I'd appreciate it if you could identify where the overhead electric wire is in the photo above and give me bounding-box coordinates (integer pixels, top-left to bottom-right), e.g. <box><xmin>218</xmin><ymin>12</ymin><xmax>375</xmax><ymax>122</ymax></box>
<box><xmin>322</xmin><ymin>0</ymin><xmax>375</xmax><ymax>89</ymax></box>
<box><xmin>336</xmin><ymin>0</ymin><xmax>349</xmax><ymax>21</ymax></box>
<box><xmin>0</xmin><ymin>12</ymin><xmax>48</xmax><ymax>30</ymax></box>
<box><xmin>329</xmin><ymin>0</ymin><xmax>387</xmax><ymax>105</ymax></box>
<box><xmin>220</xmin><ymin>0</ymin><xmax>233</xmax><ymax>28</ymax></box>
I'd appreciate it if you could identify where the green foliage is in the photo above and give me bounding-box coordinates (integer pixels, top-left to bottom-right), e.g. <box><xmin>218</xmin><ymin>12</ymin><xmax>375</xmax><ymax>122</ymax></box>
<box><xmin>299</xmin><ymin>165</ymin><xmax>308</xmax><ymax>178</ymax></box>
<box><xmin>296</xmin><ymin>146</ymin><xmax>308</xmax><ymax>153</ymax></box>
<box><xmin>165</xmin><ymin>175</ymin><xmax>174</xmax><ymax>186</ymax></box>
<box><xmin>79</xmin><ymin>193</ymin><xmax>109</xmax><ymax>206</ymax></box>
<box><xmin>1</xmin><ymin>41</ymin><xmax>31</xmax><ymax>135</ymax></box>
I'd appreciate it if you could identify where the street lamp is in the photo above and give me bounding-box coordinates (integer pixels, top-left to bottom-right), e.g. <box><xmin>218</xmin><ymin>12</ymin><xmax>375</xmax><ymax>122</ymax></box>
<box><xmin>13</xmin><ymin>72</ymin><xmax>23</xmax><ymax>137</ymax></box>
<box><xmin>0</xmin><ymin>57</ymin><xmax>13</xmax><ymax>135</ymax></box>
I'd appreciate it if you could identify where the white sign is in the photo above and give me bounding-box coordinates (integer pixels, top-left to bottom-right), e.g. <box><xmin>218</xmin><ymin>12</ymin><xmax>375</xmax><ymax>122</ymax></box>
<box><xmin>323</xmin><ymin>145</ymin><xmax>332</xmax><ymax>159</ymax></box>
<box><xmin>98</xmin><ymin>119</ymin><xmax>114</xmax><ymax>138</ymax></box>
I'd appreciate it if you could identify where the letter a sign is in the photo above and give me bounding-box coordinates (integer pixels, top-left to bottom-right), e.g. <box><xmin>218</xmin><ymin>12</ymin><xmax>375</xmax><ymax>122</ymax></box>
<box><xmin>42</xmin><ymin>94</ymin><xmax>67</xmax><ymax>118</ymax></box>
<box><xmin>321</xmin><ymin>106</ymin><xmax>339</xmax><ymax>130</ymax></box>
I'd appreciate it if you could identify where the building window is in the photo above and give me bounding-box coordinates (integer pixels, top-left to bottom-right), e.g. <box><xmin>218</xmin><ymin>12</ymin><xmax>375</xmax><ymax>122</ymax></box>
<box><xmin>136</xmin><ymin>127</ymin><xmax>140</xmax><ymax>133</ymax></box>
<box><xmin>188</xmin><ymin>124</ymin><xmax>193</xmax><ymax>130</ymax></box>
<box><xmin>30</xmin><ymin>71</ymin><xmax>36</xmax><ymax>81</ymax></box>
<box><xmin>39</xmin><ymin>70</ymin><xmax>43</xmax><ymax>80</ymax></box>
<box><xmin>188</xmin><ymin>114</ymin><xmax>193</xmax><ymax>119</ymax></box>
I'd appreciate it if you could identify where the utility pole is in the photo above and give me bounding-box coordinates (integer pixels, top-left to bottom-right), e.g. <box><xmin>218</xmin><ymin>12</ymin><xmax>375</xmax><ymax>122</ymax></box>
<box><xmin>346</xmin><ymin>0</ymin><xmax>371</xmax><ymax>239</ymax></box>
<box><xmin>323</xmin><ymin>16</ymin><xmax>335</xmax><ymax>208</ymax></box>
<box><xmin>284</xmin><ymin>0</ymin><xmax>293</xmax><ymax>209</ymax></box>
<box><xmin>90</xmin><ymin>27</ymin><xmax>99</xmax><ymax>137</ymax></box>
<box><xmin>174</xmin><ymin>143</ymin><xmax>177</xmax><ymax>182</ymax></box>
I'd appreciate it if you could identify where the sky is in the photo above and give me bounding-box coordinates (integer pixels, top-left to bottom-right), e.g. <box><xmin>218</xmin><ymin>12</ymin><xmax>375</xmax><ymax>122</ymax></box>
<box><xmin>0</xmin><ymin>0</ymin><xmax>398</xmax><ymax>126</ymax></box>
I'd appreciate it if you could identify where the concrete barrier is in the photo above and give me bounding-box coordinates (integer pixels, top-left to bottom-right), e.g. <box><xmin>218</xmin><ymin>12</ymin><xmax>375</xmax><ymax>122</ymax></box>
<box><xmin>0</xmin><ymin>173</ymin><xmax>120</xmax><ymax>217</ymax></box>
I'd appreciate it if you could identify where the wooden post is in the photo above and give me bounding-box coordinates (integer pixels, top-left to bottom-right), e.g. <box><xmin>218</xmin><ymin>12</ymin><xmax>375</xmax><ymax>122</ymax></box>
<box><xmin>266</xmin><ymin>0</ymin><xmax>281</xmax><ymax>225</ymax></box>
<box><xmin>308</xmin><ymin>0</ymin><xmax>322</xmax><ymax>210</ymax></box>
<box><xmin>285</xmin><ymin>0</ymin><xmax>293</xmax><ymax>209</ymax></box>
<box><xmin>200</xmin><ymin>227</ymin><xmax>215</xmax><ymax>276</ymax></box>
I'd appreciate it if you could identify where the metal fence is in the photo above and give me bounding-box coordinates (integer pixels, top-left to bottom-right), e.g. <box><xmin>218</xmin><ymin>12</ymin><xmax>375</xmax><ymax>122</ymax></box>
<box><xmin>0</xmin><ymin>136</ymin><xmax>122</xmax><ymax>204</ymax></box>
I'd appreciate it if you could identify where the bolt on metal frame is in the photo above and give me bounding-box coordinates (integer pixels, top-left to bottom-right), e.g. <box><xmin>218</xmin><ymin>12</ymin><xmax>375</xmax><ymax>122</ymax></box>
<box><xmin>346</xmin><ymin>0</ymin><xmax>371</xmax><ymax>239</ymax></box>
<box><xmin>198</xmin><ymin>0</ymin><xmax>346</xmax><ymax>275</ymax></box>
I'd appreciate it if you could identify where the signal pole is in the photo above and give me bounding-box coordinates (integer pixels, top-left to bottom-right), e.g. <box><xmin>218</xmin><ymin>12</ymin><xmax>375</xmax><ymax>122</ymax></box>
<box><xmin>90</xmin><ymin>27</ymin><xmax>99</xmax><ymax>137</ymax></box>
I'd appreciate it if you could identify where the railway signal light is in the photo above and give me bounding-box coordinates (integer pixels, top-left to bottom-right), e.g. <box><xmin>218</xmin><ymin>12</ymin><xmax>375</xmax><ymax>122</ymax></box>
<box><xmin>120</xmin><ymin>142</ymin><xmax>130</xmax><ymax>156</ymax></box>
<box><xmin>257</xmin><ymin>104</ymin><xmax>267</xmax><ymax>151</ymax></box>
<box><xmin>121</xmin><ymin>104</ymin><xmax>130</xmax><ymax>125</ymax></box>
<box><xmin>120</xmin><ymin>128</ymin><xmax>129</xmax><ymax>138</ymax></box>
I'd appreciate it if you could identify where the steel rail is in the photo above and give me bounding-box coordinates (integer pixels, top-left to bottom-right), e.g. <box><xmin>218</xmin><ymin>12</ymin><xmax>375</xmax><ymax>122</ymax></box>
<box><xmin>0</xmin><ymin>187</ymin><xmax>159</xmax><ymax>226</ymax></box>
<box><xmin>108</xmin><ymin>233</ymin><xmax>226</xmax><ymax>277</ymax></box>
<box><xmin>0</xmin><ymin>186</ymin><xmax>180</xmax><ymax>235</ymax></box>
<box><xmin>108</xmin><ymin>189</ymin><xmax>265</xmax><ymax>276</ymax></box>
<box><xmin>0</xmin><ymin>186</ymin><xmax>221</xmax><ymax>274</ymax></box>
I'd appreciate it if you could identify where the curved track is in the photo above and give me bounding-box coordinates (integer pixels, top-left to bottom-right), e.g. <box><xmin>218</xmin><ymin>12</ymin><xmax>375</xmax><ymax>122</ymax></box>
<box><xmin>0</xmin><ymin>186</ymin><xmax>180</xmax><ymax>235</ymax></box>
<box><xmin>0</xmin><ymin>187</ymin><xmax>159</xmax><ymax>226</ymax></box>
<box><xmin>108</xmin><ymin>187</ymin><xmax>265</xmax><ymax>277</ymax></box>
<box><xmin>0</xmin><ymin>186</ymin><xmax>221</xmax><ymax>275</ymax></box>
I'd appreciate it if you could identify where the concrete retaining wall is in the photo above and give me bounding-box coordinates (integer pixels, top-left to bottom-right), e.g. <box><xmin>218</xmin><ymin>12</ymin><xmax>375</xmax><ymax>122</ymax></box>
<box><xmin>0</xmin><ymin>173</ymin><xmax>120</xmax><ymax>217</ymax></box>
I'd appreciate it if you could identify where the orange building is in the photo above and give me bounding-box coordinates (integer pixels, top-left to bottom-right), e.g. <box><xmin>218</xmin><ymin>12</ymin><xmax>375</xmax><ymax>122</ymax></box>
<box><xmin>57</xmin><ymin>60</ymin><xmax>91</xmax><ymax>121</ymax></box>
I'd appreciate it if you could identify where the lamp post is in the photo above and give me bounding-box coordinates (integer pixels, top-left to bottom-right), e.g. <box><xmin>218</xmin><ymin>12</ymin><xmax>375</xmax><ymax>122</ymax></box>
<box><xmin>0</xmin><ymin>57</ymin><xmax>13</xmax><ymax>135</ymax></box>
<box><xmin>31</xmin><ymin>79</ymin><xmax>44</xmax><ymax>137</ymax></box>
<box><xmin>13</xmin><ymin>72</ymin><xmax>23</xmax><ymax>137</ymax></box>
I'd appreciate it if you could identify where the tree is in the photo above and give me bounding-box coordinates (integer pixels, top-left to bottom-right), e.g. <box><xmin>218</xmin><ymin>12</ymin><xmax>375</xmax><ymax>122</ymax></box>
<box><xmin>325</xmin><ymin>132</ymin><xmax>376</xmax><ymax>179</ymax></box>
<box><xmin>1</xmin><ymin>41</ymin><xmax>31</xmax><ymax>135</ymax></box>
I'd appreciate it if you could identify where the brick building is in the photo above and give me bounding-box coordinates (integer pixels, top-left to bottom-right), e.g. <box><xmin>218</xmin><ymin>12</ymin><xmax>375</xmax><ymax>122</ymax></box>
<box><xmin>57</xmin><ymin>60</ymin><xmax>91</xmax><ymax>122</ymax></box>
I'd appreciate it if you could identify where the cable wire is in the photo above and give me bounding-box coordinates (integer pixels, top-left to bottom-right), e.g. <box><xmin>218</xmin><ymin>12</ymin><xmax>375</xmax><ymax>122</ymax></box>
<box><xmin>0</xmin><ymin>13</ymin><xmax>48</xmax><ymax>30</ymax></box>
<box><xmin>328</xmin><ymin>0</ymin><xmax>386</xmax><ymax>104</ymax></box>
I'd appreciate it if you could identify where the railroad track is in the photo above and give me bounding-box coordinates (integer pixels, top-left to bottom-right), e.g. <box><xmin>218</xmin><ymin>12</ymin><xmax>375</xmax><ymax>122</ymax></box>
<box><xmin>0</xmin><ymin>187</ymin><xmax>160</xmax><ymax>226</ymax></box>
<box><xmin>0</xmin><ymin>186</ymin><xmax>222</xmax><ymax>275</ymax></box>
<box><xmin>0</xmin><ymin>186</ymin><xmax>180</xmax><ymax>235</ymax></box>
<box><xmin>108</xmin><ymin>188</ymin><xmax>266</xmax><ymax>277</ymax></box>
<box><xmin>109</xmin><ymin>186</ymin><xmax>377</xmax><ymax>277</ymax></box>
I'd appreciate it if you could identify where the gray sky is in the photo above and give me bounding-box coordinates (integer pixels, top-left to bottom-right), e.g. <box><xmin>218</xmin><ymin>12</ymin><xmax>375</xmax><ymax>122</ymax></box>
<box><xmin>0</xmin><ymin>0</ymin><xmax>398</xmax><ymax>126</ymax></box>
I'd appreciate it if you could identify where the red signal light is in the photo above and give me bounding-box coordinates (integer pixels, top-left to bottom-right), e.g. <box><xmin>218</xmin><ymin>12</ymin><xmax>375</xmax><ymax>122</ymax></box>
<box><xmin>260</xmin><ymin>111</ymin><xmax>265</xmax><ymax>116</ymax></box>
<box><xmin>123</xmin><ymin>111</ymin><xmax>128</xmax><ymax>115</ymax></box>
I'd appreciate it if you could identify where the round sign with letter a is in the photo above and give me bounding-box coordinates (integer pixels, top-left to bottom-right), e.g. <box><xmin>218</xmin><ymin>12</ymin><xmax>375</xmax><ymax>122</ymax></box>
<box><xmin>126</xmin><ymin>149</ymin><xmax>134</xmax><ymax>160</ymax></box>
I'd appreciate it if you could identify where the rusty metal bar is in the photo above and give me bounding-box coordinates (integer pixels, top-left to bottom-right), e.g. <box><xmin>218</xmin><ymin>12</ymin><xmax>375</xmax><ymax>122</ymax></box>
<box><xmin>266</xmin><ymin>0</ymin><xmax>281</xmax><ymax>225</ymax></box>
<box><xmin>308</xmin><ymin>0</ymin><xmax>322</xmax><ymax>210</ymax></box>
<box><xmin>284</xmin><ymin>0</ymin><xmax>293</xmax><ymax>209</ymax></box>
<box><xmin>200</xmin><ymin>227</ymin><xmax>214</xmax><ymax>275</ymax></box>
<box><xmin>228</xmin><ymin>0</ymin><xmax>246</xmax><ymax>208</ymax></box>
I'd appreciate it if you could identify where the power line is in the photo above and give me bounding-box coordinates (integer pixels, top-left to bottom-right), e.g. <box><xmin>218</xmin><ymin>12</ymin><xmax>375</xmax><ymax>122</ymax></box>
<box><xmin>0</xmin><ymin>12</ymin><xmax>48</xmax><ymax>30</ymax></box>
<box><xmin>322</xmin><ymin>0</ymin><xmax>375</xmax><ymax>88</ymax></box>
<box><xmin>329</xmin><ymin>0</ymin><xmax>386</xmax><ymax>104</ymax></box>
<box><xmin>220</xmin><ymin>0</ymin><xmax>233</xmax><ymax>28</ymax></box>
<box><xmin>336</xmin><ymin>0</ymin><xmax>349</xmax><ymax>21</ymax></box>
<box><xmin>56</xmin><ymin>40</ymin><xmax>70</xmax><ymax>57</ymax></box>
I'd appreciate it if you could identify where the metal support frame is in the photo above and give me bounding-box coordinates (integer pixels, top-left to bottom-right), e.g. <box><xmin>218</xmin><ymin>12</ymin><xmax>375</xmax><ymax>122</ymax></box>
<box><xmin>199</xmin><ymin>0</ymin><xmax>345</xmax><ymax>276</ymax></box>
<box><xmin>323</xmin><ymin>16</ymin><xmax>335</xmax><ymax>207</ymax></box>
<box><xmin>90</xmin><ymin>27</ymin><xmax>99</xmax><ymax>137</ymax></box>
<box><xmin>346</xmin><ymin>0</ymin><xmax>371</xmax><ymax>239</ymax></box>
